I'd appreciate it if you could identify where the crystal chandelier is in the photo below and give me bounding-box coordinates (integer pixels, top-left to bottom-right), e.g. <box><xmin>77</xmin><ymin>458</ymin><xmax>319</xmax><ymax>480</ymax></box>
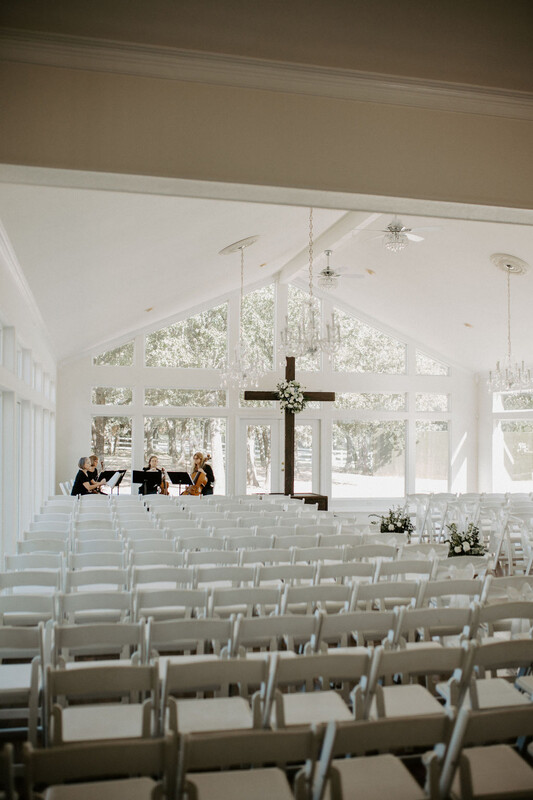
<box><xmin>280</xmin><ymin>209</ymin><xmax>341</xmax><ymax>358</ymax></box>
<box><xmin>488</xmin><ymin>254</ymin><xmax>532</xmax><ymax>392</ymax></box>
<box><xmin>384</xmin><ymin>223</ymin><xmax>408</xmax><ymax>252</ymax></box>
<box><xmin>219</xmin><ymin>235</ymin><xmax>263</xmax><ymax>390</ymax></box>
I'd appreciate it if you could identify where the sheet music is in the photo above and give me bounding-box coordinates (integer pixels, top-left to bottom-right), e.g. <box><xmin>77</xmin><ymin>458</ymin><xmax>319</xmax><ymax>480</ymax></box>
<box><xmin>106</xmin><ymin>471</ymin><xmax>122</xmax><ymax>489</ymax></box>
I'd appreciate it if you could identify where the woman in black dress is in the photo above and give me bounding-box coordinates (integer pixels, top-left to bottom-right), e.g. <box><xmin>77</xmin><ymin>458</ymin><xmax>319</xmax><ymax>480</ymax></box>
<box><xmin>87</xmin><ymin>455</ymin><xmax>106</xmax><ymax>492</ymax></box>
<box><xmin>71</xmin><ymin>457</ymin><xmax>96</xmax><ymax>496</ymax></box>
<box><xmin>139</xmin><ymin>455</ymin><xmax>168</xmax><ymax>495</ymax></box>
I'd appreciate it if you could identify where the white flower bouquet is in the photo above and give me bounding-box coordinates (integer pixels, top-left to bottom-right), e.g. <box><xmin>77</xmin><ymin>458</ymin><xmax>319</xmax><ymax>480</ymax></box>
<box><xmin>445</xmin><ymin>522</ymin><xmax>486</xmax><ymax>557</ymax></box>
<box><xmin>277</xmin><ymin>379</ymin><xmax>307</xmax><ymax>414</ymax></box>
<box><xmin>369</xmin><ymin>506</ymin><xmax>414</xmax><ymax>543</ymax></box>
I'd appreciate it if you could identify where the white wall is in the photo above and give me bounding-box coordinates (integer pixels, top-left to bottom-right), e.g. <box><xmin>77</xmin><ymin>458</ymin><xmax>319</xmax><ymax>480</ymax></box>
<box><xmin>0</xmin><ymin>227</ymin><xmax>56</xmax><ymax>556</ymax></box>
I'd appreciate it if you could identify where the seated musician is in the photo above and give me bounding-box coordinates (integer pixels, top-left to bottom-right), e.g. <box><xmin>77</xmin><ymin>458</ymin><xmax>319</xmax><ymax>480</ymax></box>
<box><xmin>181</xmin><ymin>451</ymin><xmax>208</xmax><ymax>496</ymax></box>
<box><xmin>202</xmin><ymin>453</ymin><xmax>215</xmax><ymax>496</ymax></box>
<box><xmin>139</xmin><ymin>455</ymin><xmax>169</xmax><ymax>495</ymax></box>
<box><xmin>87</xmin><ymin>454</ymin><xmax>107</xmax><ymax>492</ymax></box>
<box><xmin>71</xmin><ymin>457</ymin><xmax>99</xmax><ymax>496</ymax></box>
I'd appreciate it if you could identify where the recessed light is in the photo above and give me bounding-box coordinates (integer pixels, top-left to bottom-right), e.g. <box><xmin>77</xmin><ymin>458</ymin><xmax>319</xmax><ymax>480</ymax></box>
<box><xmin>366</xmin><ymin>269</ymin><xmax>375</xmax><ymax>275</ymax></box>
<box><xmin>145</xmin><ymin>307</ymin><xmax>153</xmax><ymax>312</ymax></box>
<box><xmin>260</xmin><ymin>262</ymin><xmax>267</xmax><ymax>268</ymax></box>
<box><xmin>464</xmin><ymin>322</ymin><xmax>473</xmax><ymax>328</ymax></box>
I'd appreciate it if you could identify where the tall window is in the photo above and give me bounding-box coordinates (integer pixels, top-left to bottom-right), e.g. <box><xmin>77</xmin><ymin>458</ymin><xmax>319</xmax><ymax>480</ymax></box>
<box><xmin>145</xmin><ymin>304</ymin><xmax>227</xmax><ymax>368</ymax></box>
<box><xmin>92</xmin><ymin>387</ymin><xmax>133</xmax><ymax>405</ymax></box>
<box><xmin>332</xmin><ymin>421</ymin><xmax>406</xmax><ymax>497</ymax></box>
<box><xmin>91</xmin><ymin>416</ymin><xmax>132</xmax><ymax>484</ymax></box>
<box><xmin>144</xmin><ymin>416</ymin><xmax>226</xmax><ymax>493</ymax></box>
<box><xmin>333</xmin><ymin>308</ymin><xmax>406</xmax><ymax>373</ymax></box>
<box><xmin>415</xmin><ymin>421</ymin><xmax>449</xmax><ymax>492</ymax></box>
<box><xmin>93</xmin><ymin>341</ymin><xmax>134</xmax><ymax>366</ymax></box>
<box><xmin>242</xmin><ymin>285</ymin><xmax>275</xmax><ymax>371</ymax></box>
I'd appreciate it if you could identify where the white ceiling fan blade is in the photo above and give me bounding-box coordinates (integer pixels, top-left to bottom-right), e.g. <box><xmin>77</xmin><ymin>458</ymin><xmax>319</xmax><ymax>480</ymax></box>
<box><xmin>405</xmin><ymin>233</ymin><xmax>424</xmax><ymax>242</ymax></box>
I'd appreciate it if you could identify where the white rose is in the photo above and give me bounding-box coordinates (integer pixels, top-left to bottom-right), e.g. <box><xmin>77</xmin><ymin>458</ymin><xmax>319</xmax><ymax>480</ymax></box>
<box><xmin>463</xmin><ymin>542</ymin><xmax>470</xmax><ymax>551</ymax></box>
<box><xmin>454</xmin><ymin>546</ymin><xmax>462</xmax><ymax>553</ymax></box>
<box><xmin>388</xmin><ymin>524</ymin><xmax>395</xmax><ymax>531</ymax></box>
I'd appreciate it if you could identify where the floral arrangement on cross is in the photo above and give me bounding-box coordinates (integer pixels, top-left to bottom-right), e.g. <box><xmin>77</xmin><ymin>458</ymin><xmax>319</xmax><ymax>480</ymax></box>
<box><xmin>276</xmin><ymin>379</ymin><xmax>308</xmax><ymax>414</ymax></box>
<box><xmin>445</xmin><ymin>522</ymin><xmax>486</xmax><ymax>557</ymax></box>
<box><xmin>369</xmin><ymin>506</ymin><xmax>414</xmax><ymax>543</ymax></box>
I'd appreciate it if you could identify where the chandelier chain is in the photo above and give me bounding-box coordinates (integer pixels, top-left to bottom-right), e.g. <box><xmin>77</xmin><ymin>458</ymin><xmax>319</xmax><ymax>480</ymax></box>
<box><xmin>507</xmin><ymin>266</ymin><xmax>512</xmax><ymax>362</ymax></box>
<box><xmin>308</xmin><ymin>207</ymin><xmax>314</xmax><ymax>301</ymax></box>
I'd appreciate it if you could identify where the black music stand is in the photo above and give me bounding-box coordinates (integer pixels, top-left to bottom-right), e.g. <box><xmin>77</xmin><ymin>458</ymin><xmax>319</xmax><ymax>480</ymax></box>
<box><xmin>167</xmin><ymin>471</ymin><xmax>193</xmax><ymax>494</ymax></box>
<box><xmin>99</xmin><ymin>469</ymin><xmax>127</xmax><ymax>494</ymax></box>
<box><xmin>132</xmin><ymin>469</ymin><xmax>161</xmax><ymax>496</ymax></box>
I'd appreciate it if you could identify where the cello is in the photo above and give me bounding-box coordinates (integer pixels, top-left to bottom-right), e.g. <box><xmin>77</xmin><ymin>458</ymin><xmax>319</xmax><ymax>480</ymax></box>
<box><xmin>180</xmin><ymin>469</ymin><xmax>207</xmax><ymax>496</ymax></box>
<box><xmin>160</xmin><ymin>467</ymin><xmax>169</xmax><ymax>496</ymax></box>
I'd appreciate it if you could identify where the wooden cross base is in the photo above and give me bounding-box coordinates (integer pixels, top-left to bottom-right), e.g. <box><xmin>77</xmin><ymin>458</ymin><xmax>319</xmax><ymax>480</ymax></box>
<box><xmin>244</xmin><ymin>356</ymin><xmax>335</xmax><ymax>495</ymax></box>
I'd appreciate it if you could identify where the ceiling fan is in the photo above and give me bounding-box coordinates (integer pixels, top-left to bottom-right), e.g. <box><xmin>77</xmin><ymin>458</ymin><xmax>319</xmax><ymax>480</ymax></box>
<box><xmin>367</xmin><ymin>217</ymin><xmax>439</xmax><ymax>252</ymax></box>
<box><xmin>314</xmin><ymin>250</ymin><xmax>367</xmax><ymax>290</ymax></box>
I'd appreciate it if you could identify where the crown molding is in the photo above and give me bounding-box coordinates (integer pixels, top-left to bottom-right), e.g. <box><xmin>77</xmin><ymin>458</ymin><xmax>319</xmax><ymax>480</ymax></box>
<box><xmin>2</xmin><ymin>28</ymin><xmax>533</xmax><ymax>121</ymax></box>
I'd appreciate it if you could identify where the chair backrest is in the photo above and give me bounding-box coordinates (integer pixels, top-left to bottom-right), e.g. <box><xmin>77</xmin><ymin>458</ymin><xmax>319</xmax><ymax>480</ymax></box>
<box><xmin>421</xmin><ymin>578</ymin><xmax>484</xmax><ymax>607</ymax></box>
<box><xmin>281</xmin><ymin>584</ymin><xmax>353</xmax><ymax>615</ymax></box>
<box><xmin>64</xmin><ymin>567</ymin><xmax>129</xmax><ymax>592</ymax></box>
<box><xmin>232</xmin><ymin>612</ymin><xmax>320</xmax><ymax>657</ymax></box>
<box><xmin>129</xmin><ymin>551</ymin><xmax>185</xmax><ymax>568</ymax></box>
<box><xmin>375</xmin><ymin>558</ymin><xmax>436</xmax><ymax>581</ymax></box>
<box><xmin>352</xmin><ymin>580</ymin><xmax>423</xmax><ymax>611</ymax></box>
<box><xmin>315</xmin><ymin>609</ymin><xmax>397</xmax><ymax>651</ymax></box>
<box><xmin>132</xmin><ymin>566</ymin><xmax>195</xmax><ymax>589</ymax></box>
<box><xmin>185</xmin><ymin>549</ymin><xmax>239</xmax><ymax>566</ymax></box>
<box><xmin>23</xmin><ymin>529</ymin><xmax>69</xmax><ymax>541</ymax></box>
<box><xmin>0</xmin><ymin>569</ymin><xmax>61</xmax><ymax>593</ymax></box>
<box><xmin>57</xmin><ymin>590</ymin><xmax>133</xmax><ymax>624</ymax></box>
<box><xmin>163</xmin><ymin>656</ymin><xmax>269</xmax><ymax>703</ymax></box>
<box><xmin>0</xmin><ymin>594</ymin><xmax>56</xmax><ymax>626</ymax></box>
<box><xmin>240</xmin><ymin>548</ymin><xmax>292</xmax><ymax>566</ymax></box>
<box><xmin>195</xmin><ymin>565</ymin><xmax>255</xmax><ymax>587</ymax></box>
<box><xmin>291</xmin><ymin>546</ymin><xmax>344</xmax><ymax>564</ymax></box>
<box><xmin>316</xmin><ymin>561</ymin><xmax>375</xmax><ymax>584</ymax></box>
<box><xmin>51</xmin><ymin>620</ymin><xmax>145</xmax><ymax>666</ymax></box>
<box><xmin>68</xmin><ymin>552</ymin><xmax>126</xmax><ymax>569</ymax></box>
<box><xmin>5</xmin><ymin>553</ymin><xmax>63</xmax><ymax>571</ymax></box>
<box><xmin>74</xmin><ymin>538</ymin><xmax>125</xmax><ymax>554</ymax></box>
<box><xmin>23</xmin><ymin>735</ymin><xmax>177</xmax><ymax>800</ymax></box>
<box><xmin>255</xmin><ymin>564</ymin><xmax>316</xmax><ymax>586</ymax></box>
<box><xmin>274</xmin><ymin>534</ymin><xmax>320</xmax><ymax>549</ymax></box>
<box><xmin>147</xmin><ymin>616</ymin><xmax>232</xmax><ymax>658</ymax></box>
<box><xmin>134</xmin><ymin>587</ymin><xmax>209</xmax><ymax>621</ymax></box>
<box><xmin>209</xmin><ymin>586</ymin><xmax>282</xmax><ymax>617</ymax></box>
<box><xmin>346</xmin><ymin>544</ymin><xmax>397</xmax><ymax>561</ymax></box>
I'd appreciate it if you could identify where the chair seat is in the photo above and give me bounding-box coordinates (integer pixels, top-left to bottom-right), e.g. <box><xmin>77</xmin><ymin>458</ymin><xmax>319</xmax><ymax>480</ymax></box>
<box><xmin>436</xmin><ymin>678</ymin><xmax>530</xmax><ymax>709</ymax></box>
<box><xmin>274</xmin><ymin>690</ymin><xmax>353</xmax><ymax>727</ymax></box>
<box><xmin>371</xmin><ymin>684</ymin><xmax>447</xmax><ymax>718</ymax></box>
<box><xmin>173</xmin><ymin>696</ymin><xmax>254</xmax><ymax>733</ymax></box>
<box><xmin>451</xmin><ymin>744</ymin><xmax>533</xmax><ymax>799</ymax></box>
<box><xmin>186</xmin><ymin>766</ymin><xmax>295</xmax><ymax>800</ymax></box>
<box><xmin>326</xmin><ymin>754</ymin><xmax>428</xmax><ymax>800</ymax></box>
<box><xmin>60</xmin><ymin>704</ymin><xmax>148</xmax><ymax>742</ymax></box>
<box><xmin>44</xmin><ymin>777</ymin><xmax>158</xmax><ymax>800</ymax></box>
<box><xmin>0</xmin><ymin>663</ymin><xmax>34</xmax><ymax>697</ymax></box>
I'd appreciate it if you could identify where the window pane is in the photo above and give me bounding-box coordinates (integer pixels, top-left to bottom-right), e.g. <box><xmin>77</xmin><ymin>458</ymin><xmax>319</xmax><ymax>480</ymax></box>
<box><xmin>144</xmin><ymin>416</ymin><xmax>226</xmax><ymax>494</ymax></box>
<box><xmin>145</xmin><ymin>304</ymin><xmax>227</xmax><ymax>368</ymax></box>
<box><xmin>144</xmin><ymin>389</ymin><xmax>226</xmax><ymax>407</ymax></box>
<box><xmin>495</xmin><ymin>420</ymin><xmax>533</xmax><ymax>492</ymax></box>
<box><xmin>92</xmin><ymin>387</ymin><xmax>133</xmax><ymax>405</ymax></box>
<box><xmin>93</xmin><ymin>341</ymin><xmax>134</xmax><ymax>366</ymax></box>
<box><xmin>295</xmin><ymin>424</ymin><xmax>313</xmax><ymax>493</ymax></box>
<box><xmin>415</xmin><ymin>421</ymin><xmax>449</xmax><ymax>492</ymax></box>
<box><xmin>287</xmin><ymin>285</ymin><xmax>321</xmax><ymax>371</ymax></box>
<box><xmin>497</xmin><ymin>393</ymin><xmax>533</xmax><ymax>411</ymax></box>
<box><xmin>242</xmin><ymin>285</ymin><xmax>275</xmax><ymax>371</ymax></box>
<box><xmin>246</xmin><ymin>424</ymin><xmax>271</xmax><ymax>494</ymax></box>
<box><xmin>415</xmin><ymin>393</ymin><xmax>449</xmax><ymax>412</ymax></box>
<box><xmin>332</xmin><ymin>421</ymin><xmax>405</xmax><ymax>497</ymax></box>
<box><xmin>91</xmin><ymin>416</ymin><xmax>132</xmax><ymax>486</ymax></box>
<box><xmin>335</xmin><ymin>393</ymin><xmax>406</xmax><ymax>410</ymax></box>
<box><xmin>415</xmin><ymin>350</ymin><xmax>449</xmax><ymax>375</ymax></box>
<box><xmin>333</xmin><ymin>308</ymin><xmax>406</xmax><ymax>373</ymax></box>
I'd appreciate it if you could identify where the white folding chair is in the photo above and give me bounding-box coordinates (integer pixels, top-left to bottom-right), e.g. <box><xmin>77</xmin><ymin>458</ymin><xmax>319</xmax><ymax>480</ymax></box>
<box><xmin>438</xmin><ymin>705</ymin><xmax>533</xmax><ymax>800</ymax></box>
<box><xmin>134</xmin><ymin>587</ymin><xmax>209</xmax><ymax>621</ymax></box>
<box><xmin>281</xmin><ymin>584</ymin><xmax>353</xmax><ymax>615</ymax></box>
<box><xmin>57</xmin><ymin>590</ymin><xmax>133</xmax><ymax>624</ymax></box>
<box><xmin>315</xmin><ymin>561</ymin><xmax>375</xmax><ymax>585</ymax></box>
<box><xmin>51</xmin><ymin>620</ymin><xmax>146</xmax><ymax>668</ymax></box>
<box><xmin>312</xmin><ymin>609</ymin><xmax>398</xmax><ymax>652</ymax></box>
<box><xmin>0</xmin><ymin>594</ymin><xmax>56</xmax><ymax>627</ymax></box>
<box><xmin>132</xmin><ymin>566</ymin><xmax>195</xmax><ymax>590</ymax></box>
<box><xmin>208</xmin><ymin>586</ymin><xmax>282</xmax><ymax>618</ymax></box>
<box><xmin>0</xmin><ymin>623</ymin><xmax>44</xmax><ymax>745</ymax></box>
<box><xmin>230</xmin><ymin>612</ymin><xmax>320</xmax><ymax>657</ymax></box>
<box><xmin>46</xmin><ymin>663</ymin><xmax>159</xmax><ymax>745</ymax></box>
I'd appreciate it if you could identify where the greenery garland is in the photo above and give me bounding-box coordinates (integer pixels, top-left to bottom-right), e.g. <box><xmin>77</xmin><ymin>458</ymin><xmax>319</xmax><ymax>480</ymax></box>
<box><xmin>277</xmin><ymin>379</ymin><xmax>307</xmax><ymax>413</ymax></box>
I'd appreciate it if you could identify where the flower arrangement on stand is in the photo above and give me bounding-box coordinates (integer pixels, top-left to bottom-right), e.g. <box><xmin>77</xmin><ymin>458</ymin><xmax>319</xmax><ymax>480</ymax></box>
<box><xmin>276</xmin><ymin>379</ymin><xmax>307</xmax><ymax>414</ymax></box>
<box><xmin>369</xmin><ymin>506</ymin><xmax>414</xmax><ymax>544</ymax></box>
<box><xmin>445</xmin><ymin>523</ymin><xmax>486</xmax><ymax>557</ymax></box>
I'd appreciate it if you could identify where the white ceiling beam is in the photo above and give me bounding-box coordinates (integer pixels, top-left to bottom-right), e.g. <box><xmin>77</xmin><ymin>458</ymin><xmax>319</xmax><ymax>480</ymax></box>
<box><xmin>277</xmin><ymin>210</ymin><xmax>381</xmax><ymax>284</ymax></box>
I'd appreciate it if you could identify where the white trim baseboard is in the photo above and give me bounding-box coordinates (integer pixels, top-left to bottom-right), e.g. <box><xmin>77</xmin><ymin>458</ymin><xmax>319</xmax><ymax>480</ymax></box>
<box><xmin>2</xmin><ymin>28</ymin><xmax>533</xmax><ymax>121</ymax></box>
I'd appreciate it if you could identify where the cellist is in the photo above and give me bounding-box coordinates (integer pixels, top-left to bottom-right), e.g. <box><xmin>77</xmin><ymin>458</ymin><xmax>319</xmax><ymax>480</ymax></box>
<box><xmin>181</xmin><ymin>451</ymin><xmax>208</xmax><ymax>496</ymax></box>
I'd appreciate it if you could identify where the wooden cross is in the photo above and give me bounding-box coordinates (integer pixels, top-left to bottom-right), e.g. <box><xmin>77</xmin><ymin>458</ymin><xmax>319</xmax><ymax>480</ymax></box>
<box><xmin>244</xmin><ymin>356</ymin><xmax>335</xmax><ymax>495</ymax></box>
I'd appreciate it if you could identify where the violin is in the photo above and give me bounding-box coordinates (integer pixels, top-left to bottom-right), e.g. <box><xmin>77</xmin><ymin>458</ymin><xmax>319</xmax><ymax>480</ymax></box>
<box><xmin>181</xmin><ymin>469</ymin><xmax>207</xmax><ymax>496</ymax></box>
<box><xmin>160</xmin><ymin>467</ymin><xmax>169</xmax><ymax>496</ymax></box>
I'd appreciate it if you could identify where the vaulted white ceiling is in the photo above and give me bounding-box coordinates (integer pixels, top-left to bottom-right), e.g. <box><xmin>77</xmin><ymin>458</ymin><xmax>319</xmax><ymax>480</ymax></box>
<box><xmin>0</xmin><ymin>179</ymin><xmax>532</xmax><ymax>372</ymax></box>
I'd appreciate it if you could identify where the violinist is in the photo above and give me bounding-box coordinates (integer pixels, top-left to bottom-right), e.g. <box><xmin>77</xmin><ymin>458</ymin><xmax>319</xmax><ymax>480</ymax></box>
<box><xmin>181</xmin><ymin>451</ymin><xmax>208</xmax><ymax>496</ymax></box>
<box><xmin>139</xmin><ymin>455</ymin><xmax>169</xmax><ymax>495</ymax></box>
